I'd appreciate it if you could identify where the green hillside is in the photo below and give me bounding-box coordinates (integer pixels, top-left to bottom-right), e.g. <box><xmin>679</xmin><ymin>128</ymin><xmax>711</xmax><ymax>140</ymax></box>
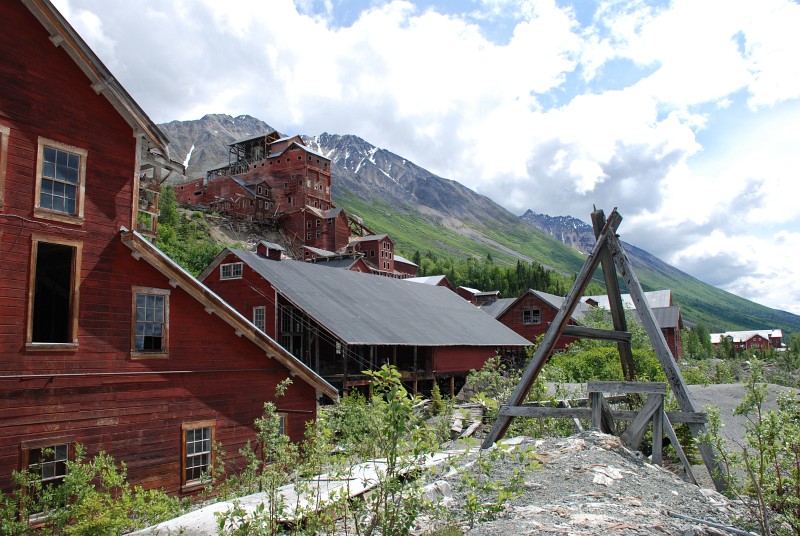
<box><xmin>337</xmin><ymin>193</ymin><xmax>800</xmax><ymax>335</ymax></box>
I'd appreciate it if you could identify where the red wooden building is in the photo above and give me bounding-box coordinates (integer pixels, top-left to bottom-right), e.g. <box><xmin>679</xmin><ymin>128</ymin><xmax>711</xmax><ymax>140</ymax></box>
<box><xmin>0</xmin><ymin>0</ymin><xmax>336</xmax><ymax>499</ymax></box>
<box><xmin>479</xmin><ymin>290</ymin><xmax>588</xmax><ymax>352</ymax></box>
<box><xmin>200</xmin><ymin>243</ymin><xmax>530</xmax><ymax>394</ymax></box>
<box><xmin>710</xmin><ymin>329</ymin><xmax>784</xmax><ymax>353</ymax></box>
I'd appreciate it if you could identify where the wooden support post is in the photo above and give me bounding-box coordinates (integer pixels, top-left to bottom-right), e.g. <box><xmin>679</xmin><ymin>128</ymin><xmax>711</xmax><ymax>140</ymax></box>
<box><xmin>592</xmin><ymin>209</ymin><xmax>636</xmax><ymax>382</ymax></box>
<box><xmin>482</xmin><ymin>211</ymin><xmax>622</xmax><ymax>449</ymax></box>
<box><xmin>663</xmin><ymin>412</ymin><xmax>697</xmax><ymax>485</ymax></box>
<box><xmin>450</xmin><ymin>376</ymin><xmax>455</xmax><ymax>398</ymax></box>
<box><xmin>590</xmin><ymin>391</ymin><xmax>603</xmax><ymax>430</ymax></box>
<box><xmin>605</xmin><ymin>230</ymin><xmax>726</xmax><ymax>491</ymax></box>
<box><xmin>652</xmin><ymin>402</ymin><xmax>664</xmax><ymax>466</ymax></box>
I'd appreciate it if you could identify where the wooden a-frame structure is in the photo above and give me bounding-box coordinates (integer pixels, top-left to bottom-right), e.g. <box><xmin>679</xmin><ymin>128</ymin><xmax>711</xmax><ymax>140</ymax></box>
<box><xmin>481</xmin><ymin>208</ymin><xmax>725</xmax><ymax>491</ymax></box>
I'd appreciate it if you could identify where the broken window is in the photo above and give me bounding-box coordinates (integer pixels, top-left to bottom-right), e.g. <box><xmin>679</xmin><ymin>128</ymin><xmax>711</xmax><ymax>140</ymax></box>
<box><xmin>132</xmin><ymin>286</ymin><xmax>169</xmax><ymax>355</ymax></box>
<box><xmin>522</xmin><ymin>308</ymin><xmax>541</xmax><ymax>325</ymax></box>
<box><xmin>28</xmin><ymin>238</ymin><xmax>81</xmax><ymax>347</ymax></box>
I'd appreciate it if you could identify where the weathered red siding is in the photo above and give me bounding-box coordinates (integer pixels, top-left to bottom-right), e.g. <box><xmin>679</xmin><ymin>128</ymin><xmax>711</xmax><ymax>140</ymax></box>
<box><xmin>0</xmin><ymin>1</ymin><xmax>318</xmax><ymax>497</ymax></box>
<box><xmin>433</xmin><ymin>347</ymin><xmax>499</xmax><ymax>374</ymax></box>
<box><xmin>498</xmin><ymin>293</ymin><xmax>578</xmax><ymax>351</ymax></box>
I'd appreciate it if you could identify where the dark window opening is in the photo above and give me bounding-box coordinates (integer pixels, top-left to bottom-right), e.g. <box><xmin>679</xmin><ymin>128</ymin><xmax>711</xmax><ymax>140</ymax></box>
<box><xmin>32</xmin><ymin>243</ymin><xmax>74</xmax><ymax>343</ymax></box>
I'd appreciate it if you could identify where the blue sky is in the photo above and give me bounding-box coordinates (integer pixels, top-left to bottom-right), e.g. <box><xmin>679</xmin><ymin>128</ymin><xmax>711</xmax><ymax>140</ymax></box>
<box><xmin>53</xmin><ymin>0</ymin><xmax>800</xmax><ymax>316</ymax></box>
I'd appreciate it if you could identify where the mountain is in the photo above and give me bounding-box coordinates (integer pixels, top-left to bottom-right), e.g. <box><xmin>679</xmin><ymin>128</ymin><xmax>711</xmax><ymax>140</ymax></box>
<box><xmin>157</xmin><ymin>114</ymin><xmax>800</xmax><ymax>334</ymax></box>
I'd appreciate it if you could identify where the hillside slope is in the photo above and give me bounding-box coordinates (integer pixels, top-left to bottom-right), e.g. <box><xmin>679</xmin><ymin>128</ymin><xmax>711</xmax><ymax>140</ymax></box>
<box><xmin>158</xmin><ymin>114</ymin><xmax>800</xmax><ymax>334</ymax></box>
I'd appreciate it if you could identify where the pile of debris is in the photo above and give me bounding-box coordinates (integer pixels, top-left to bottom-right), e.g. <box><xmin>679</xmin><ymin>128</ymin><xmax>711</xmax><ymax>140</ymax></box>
<box><xmin>417</xmin><ymin>430</ymin><xmax>757</xmax><ymax>535</ymax></box>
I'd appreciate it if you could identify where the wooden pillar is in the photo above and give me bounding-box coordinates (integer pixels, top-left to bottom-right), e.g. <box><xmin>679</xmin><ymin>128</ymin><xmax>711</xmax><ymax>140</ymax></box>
<box><xmin>450</xmin><ymin>376</ymin><xmax>455</xmax><ymax>398</ymax></box>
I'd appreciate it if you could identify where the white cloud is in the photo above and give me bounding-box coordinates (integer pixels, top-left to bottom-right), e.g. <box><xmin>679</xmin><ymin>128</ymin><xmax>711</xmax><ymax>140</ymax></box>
<box><xmin>54</xmin><ymin>0</ymin><xmax>800</xmax><ymax>315</ymax></box>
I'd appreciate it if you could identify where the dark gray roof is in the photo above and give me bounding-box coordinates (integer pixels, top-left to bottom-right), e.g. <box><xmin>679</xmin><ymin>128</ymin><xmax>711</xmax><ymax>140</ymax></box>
<box><xmin>231</xmin><ymin>249</ymin><xmax>531</xmax><ymax>347</ymax></box>
<box><xmin>530</xmin><ymin>290</ymin><xmax>592</xmax><ymax>322</ymax></box>
<box><xmin>478</xmin><ymin>298</ymin><xmax>516</xmax><ymax>319</ymax></box>
<box><xmin>311</xmin><ymin>258</ymin><xmax>364</xmax><ymax>270</ymax></box>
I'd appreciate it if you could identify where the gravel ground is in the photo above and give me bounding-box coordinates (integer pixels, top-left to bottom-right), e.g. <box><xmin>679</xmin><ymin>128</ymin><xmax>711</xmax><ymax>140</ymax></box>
<box><xmin>414</xmin><ymin>431</ymin><xmax>758</xmax><ymax>535</ymax></box>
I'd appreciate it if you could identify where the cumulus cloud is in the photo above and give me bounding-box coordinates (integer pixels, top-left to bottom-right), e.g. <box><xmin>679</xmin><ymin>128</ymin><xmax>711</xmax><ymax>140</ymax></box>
<box><xmin>54</xmin><ymin>0</ymin><xmax>800</xmax><ymax>314</ymax></box>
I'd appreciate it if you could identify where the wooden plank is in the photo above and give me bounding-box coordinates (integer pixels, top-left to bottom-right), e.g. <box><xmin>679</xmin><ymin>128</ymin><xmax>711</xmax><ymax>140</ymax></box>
<box><xmin>590</xmin><ymin>392</ymin><xmax>603</xmax><ymax>430</ymax></box>
<box><xmin>605</xmin><ymin>230</ymin><xmax>726</xmax><ymax>491</ymax></box>
<box><xmin>561</xmin><ymin>325</ymin><xmax>631</xmax><ymax>343</ymax></box>
<box><xmin>663</xmin><ymin>412</ymin><xmax>697</xmax><ymax>485</ymax></box>
<box><xmin>592</xmin><ymin>209</ymin><xmax>635</xmax><ymax>381</ymax></box>
<box><xmin>588</xmin><ymin>381</ymin><xmax>667</xmax><ymax>395</ymax></box>
<box><xmin>481</xmin><ymin>210</ymin><xmax>622</xmax><ymax>449</ymax></box>
<box><xmin>497</xmin><ymin>406</ymin><xmax>704</xmax><ymax>424</ymax></box>
<box><xmin>621</xmin><ymin>393</ymin><xmax>663</xmax><ymax>449</ymax></box>
<box><xmin>652</xmin><ymin>403</ymin><xmax>664</xmax><ymax>466</ymax></box>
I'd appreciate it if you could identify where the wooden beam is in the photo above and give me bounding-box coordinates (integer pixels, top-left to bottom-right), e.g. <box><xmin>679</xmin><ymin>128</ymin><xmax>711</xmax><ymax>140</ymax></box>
<box><xmin>621</xmin><ymin>393</ymin><xmax>663</xmax><ymax>449</ymax></box>
<box><xmin>663</xmin><ymin>412</ymin><xmax>697</xmax><ymax>484</ymax></box>
<box><xmin>481</xmin><ymin>210</ymin><xmax>622</xmax><ymax>449</ymax></box>
<box><xmin>588</xmin><ymin>381</ymin><xmax>666</xmax><ymax>395</ymax></box>
<box><xmin>606</xmin><ymin>230</ymin><xmax>726</xmax><ymax>491</ymax></box>
<box><xmin>561</xmin><ymin>325</ymin><xmax>631</xmax><ymax>343</ymax></box>
<box><xmin>592</xmin><ymin>209</ymin><xmax>636</xmax><ymax>381</ymax></box>
<box><xmin>497</xmin><ymin>405</ymin><xmax>705</xmax><ymax>424</ymax></box>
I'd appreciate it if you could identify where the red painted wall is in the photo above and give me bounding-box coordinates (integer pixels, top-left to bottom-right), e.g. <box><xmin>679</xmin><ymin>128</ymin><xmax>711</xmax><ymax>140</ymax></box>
<box><xmin>0</xmin><ymin>1</ymin><xmax>316</xmax><ymax>497</ymax></box>
<box><xmin>433</xmin><ymin>346</ymin><xmax>500</xmax><ymax>374</ymax></box>
<box><xmin>498</xmin><ymin>293</ymin><xmax>578</xmax><ymax>351</ymax></box>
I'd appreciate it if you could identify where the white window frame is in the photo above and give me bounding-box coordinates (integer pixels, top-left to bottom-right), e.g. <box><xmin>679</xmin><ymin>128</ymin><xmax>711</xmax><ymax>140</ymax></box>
<box><xmin>253</xmin><ymin>306</ymin><xmax>266</xmax><ymax>332</ymax></box>
<box><xmin>0</xmin><ymin>124</ymin><xmax>9</xmax><ymax>210</ymax></box>
<box><xmin>220</xmin><ymin>262</ymin><xmax>243</xmax><ymax>280</ymax></box>
<box><xmin>33</xmin><ymin>137</ymin><xmax>87</xmax><ymax>225</ymax></box>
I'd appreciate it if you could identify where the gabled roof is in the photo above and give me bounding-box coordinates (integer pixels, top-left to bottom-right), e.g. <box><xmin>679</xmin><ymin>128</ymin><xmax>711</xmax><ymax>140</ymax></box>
<box><xmin>23</xmin><ymin>0</ymin><xmax>173</xmax><ymax>159</ymax></box>
<box><xmin>710</xmin><ymin>329</ymin><xmax>783</xmax><ymax>344</ymax></box>
<box><xmin>120</xmin><ymin>231</ymin><xmax>338</xmax><ymax>401</ymax></box>
<box><xmin>635</xmin><ymin>305</ymin><xmax>682</xmax><ymax>329</ymax></box>
<box><xmin>208</xmin><ymin>250</ymin><xmax>531</xmax><ymax>348</ymax></box>
<box><xmin>481</xmin><ymin>289</ymin><xmax>590</xmax><ymax>323</ymax></box>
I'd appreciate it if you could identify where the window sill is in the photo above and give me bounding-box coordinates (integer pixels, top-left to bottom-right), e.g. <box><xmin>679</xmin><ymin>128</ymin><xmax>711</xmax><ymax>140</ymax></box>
<box><xmin>25</xmin><ymin>342</ymin><xmax>78</xmax><ymax>352</ymax></box>
<box><xmin>130</xmin><ymin>351</ymin><xmax>169</xmax><ymax>360</ymax></box>
<box><xmin>33</xmin><ymin>207</ymin><xmax>84</xmax><ymax>226</ymax></box>
<box><xmin>180</xmin><ymin>481</ymin><xmax>205</xmax><ymax>494</ymax></box>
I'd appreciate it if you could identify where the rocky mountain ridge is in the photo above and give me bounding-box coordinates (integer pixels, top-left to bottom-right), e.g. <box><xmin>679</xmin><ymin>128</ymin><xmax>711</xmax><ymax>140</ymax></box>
<box><xmin>156</xmin><ymin>113</ymin><xmax>800</xmax><ymax>333</ymax></box>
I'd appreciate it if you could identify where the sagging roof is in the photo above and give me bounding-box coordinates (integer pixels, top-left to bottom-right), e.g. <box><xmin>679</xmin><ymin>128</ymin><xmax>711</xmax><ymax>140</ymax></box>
<box><xmin>230</xmin><ymin>131</ymin><xmax>280</xmax><ymax>146</ymax></box>
<box><xmin>219</xmin><ymin>249</ymin><xmax>531</xmax><ymax>348</ymax></box>
<box><xmin>23</xmin><ymin>0</ymin><xmax>173</xmax><ymax>159</ymax></box>
<box><xmin>120</xmin><ymin>231</ymin><xmax>338</xmax><ymax>401</ymax></box>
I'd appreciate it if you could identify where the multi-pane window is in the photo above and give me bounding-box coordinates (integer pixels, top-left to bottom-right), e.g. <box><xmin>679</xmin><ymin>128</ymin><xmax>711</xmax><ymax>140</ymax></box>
<box><xmin>253</xmin><ymin>306</ymin><xmax>266</xmax><ymax>332</ymax></box>
<box><xmin>28</xmin><ymin>444</ymin><xmax>68</xmax><ymax>488</ymax></box>
<box><xmin>40</xmin><ymin>146</ymin><xmax>80</xmax><ymax>214</ymax></box>
<box><xmin>522</xmin><ymin>308</ymin><xmax>541</xmax><ymax>325</ymax></box>
<box><xmin>182</xmin><ymin>422</ymin><xmax>214</xmax><ymax>488</ymax></box>
<box><xmin>132</xmin><ymin>287</ymin><xmax>169</xmax><ymax>355</ymax></box>
<box><xmin>0</xmin><ymin>124</ymin><xmax>9</xmax><ymax>210</ymax></box>
<box><xmin>220</xmin><ymin>262</ymin><xmax>243</xmax><ymax>280</ymax></box>
<box><xmin>34</xmin><ymin>138</ymin><xmax>86</xmax><ymax>223</ymax></box>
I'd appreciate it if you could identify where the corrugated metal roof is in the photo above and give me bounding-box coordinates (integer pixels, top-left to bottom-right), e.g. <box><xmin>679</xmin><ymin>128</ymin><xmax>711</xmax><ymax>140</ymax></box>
<box><xmin>478</xmin><ymin>298</ymin><xmax>516</xmax><ymax>319</ymax></box>
<box><xmin>232</xmin><ymin>250</ymin><xmax>531</xmax><ymax>347</ymax></box>
<box><xmin>405</xmin><ymin>275</ymin><xmax>446</xmax><ymax>285</ymax></box>
<box><xmin>635</xmin><ymin>306</ymin><xmax>681</xmax><ymax>329</ymax></box>
<box><xmin>582</xmin><ymin>289</ymin><xmax>672</xmax><ymax>309</ymax></box>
